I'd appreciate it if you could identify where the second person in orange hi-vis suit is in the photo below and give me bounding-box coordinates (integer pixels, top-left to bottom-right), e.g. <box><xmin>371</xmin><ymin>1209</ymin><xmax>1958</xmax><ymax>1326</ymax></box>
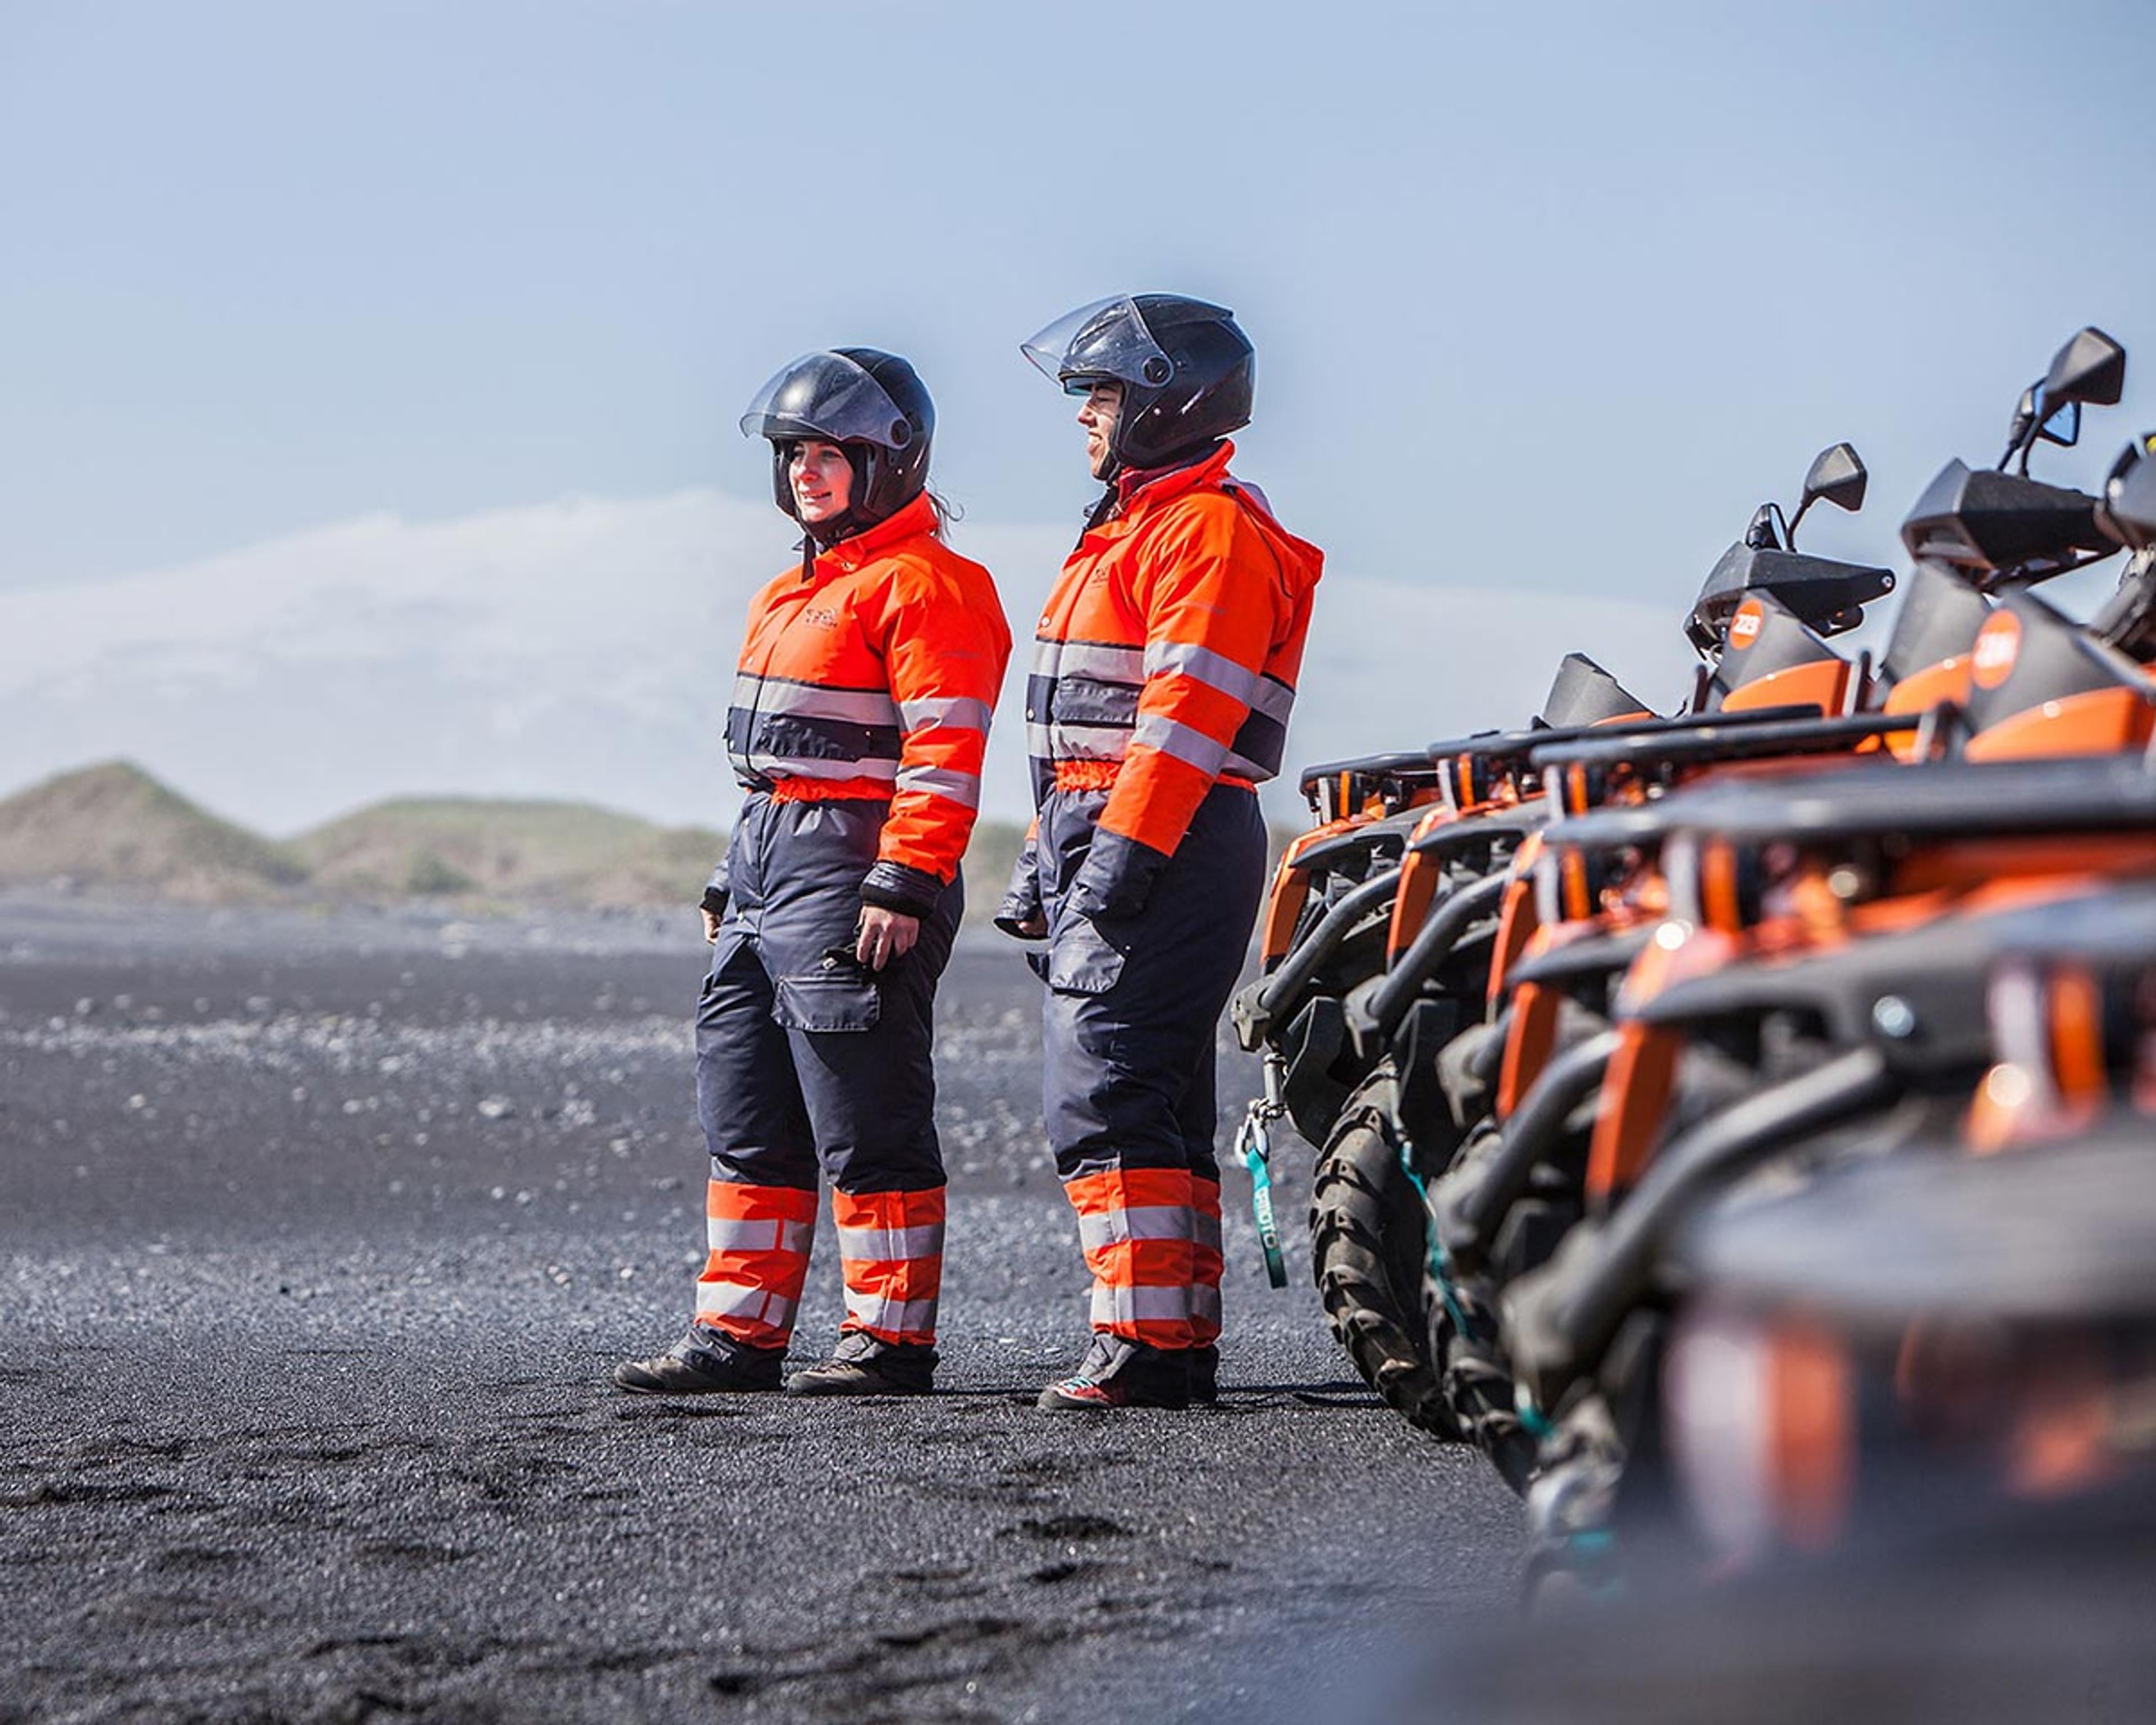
<box><xmin>615</xmin><ymin>348</ymin><xmax>1011</xmax><ymax>1399</ymax></box>
<box><xmin>998</xmin><ymin>296</ymin><xmax>1323</xmax><ymax>1409</ymax></box>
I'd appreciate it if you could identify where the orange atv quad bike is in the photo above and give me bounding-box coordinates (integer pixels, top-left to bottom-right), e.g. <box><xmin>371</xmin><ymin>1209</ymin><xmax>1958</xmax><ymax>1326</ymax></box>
<box><xmin>1657</xmin><ymin>882</ymin><xmax>2156</xmax><ymax>1580</ymax></box>
<box><xmin>1495</xmin><ymin>492</ymin><xmax>2155</xmax><ymax>1573</ymax></box>
<box><xmin>1424</xmin><ymin>329</ymin><xmax>2140</xmax><ymax>1494</ymax></box>
<box><xmin>1228</xmin><ymin>446</ymin><xmax>1887</xmax><ymax>1439</ymax></box>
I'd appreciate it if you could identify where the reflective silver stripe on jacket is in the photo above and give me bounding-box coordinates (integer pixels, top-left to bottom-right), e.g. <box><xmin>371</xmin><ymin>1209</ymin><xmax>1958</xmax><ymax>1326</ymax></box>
<box><xmin>898</xmin><ymin>695</ymin><xmax>993</xmax><ymax>736</ymax></box>
<box><xmin>730</xmin><ymin>669</ymin><xmax>907</xmax><ymax>785</ymax></box>
<box><xmin>1131</xmin><ymin>713</ymin><xmax>1231</xmax><ymax>777</ymax></box>
<box><xmin>1026</xmin><ymin>721</ymin><xmax>1128</xmax><ymax>763</ymax></box>
<box><xmin>1142</xmin><ymin>639</ymin><xmax>1261</xmax><ymax>705</ymax></box>
<box><xmin>894</xmin><ymin>765</ymin><xmax>981</xmax><ymax>809</ymax></box>
<box><xmin>1249</xmin><ymin>674</ymin><xmax>1296</xmax><ymax>724</ymax></box>
<box><xmin>1033</xmin><ymin>638</ymin><xmax>1147</xmax><ymax>684</ymax></box>
<box><xmin>1030</xmin><ymin>637</ymin><xmax>1296</xmax><ymax>782</ymax></box>
<box><xmin>733</xmin><ymin>672</ymin><xmax>902</xmax><ymax>728</ymax></box>
<box><xmin>763</xmin><ymin>755</ymin><xmax>901</xmax><ymax>784</ymax></box>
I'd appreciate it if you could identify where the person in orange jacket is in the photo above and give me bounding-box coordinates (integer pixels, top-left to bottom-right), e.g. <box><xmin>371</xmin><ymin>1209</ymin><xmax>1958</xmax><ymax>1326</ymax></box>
<box><xmin>999</xmin><ymin>296</ymin><xmax>1323</xmax><ymax>1409</ymax></box>
<box><xmin>616</xmin><ymin>348</ymin><xmax>1011</xmax><ymax>1398</ymax></box>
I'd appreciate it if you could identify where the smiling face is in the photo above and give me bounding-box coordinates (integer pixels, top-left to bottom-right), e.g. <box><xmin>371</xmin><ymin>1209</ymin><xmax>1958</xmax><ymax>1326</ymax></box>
<box><xmin>788</xmin><ymin>440</ymin><xmax>854</xmax><ymax>525</ymax></box>
<box><xmin>1074</xmin><ymin>380</ymin><xmax>1123</xmax><ymax>480</ymax></box>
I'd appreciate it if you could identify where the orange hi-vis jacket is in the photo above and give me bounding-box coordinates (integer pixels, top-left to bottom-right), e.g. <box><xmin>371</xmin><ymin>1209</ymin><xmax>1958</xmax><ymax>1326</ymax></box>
<box><xmin>1026</xmin><ymin>441</ymin><xmax>1323</xmax><ymax>917</ymax></box>
<box><xmin>728</xmin><ymin>492</ymin><xmax>1012</xmax><ymax>913</ymax></box>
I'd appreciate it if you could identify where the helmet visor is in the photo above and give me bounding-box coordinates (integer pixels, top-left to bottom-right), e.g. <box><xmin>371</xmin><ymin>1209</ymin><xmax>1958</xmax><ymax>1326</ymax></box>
<box><xmin>739</xmin><ymin>352</ymin><xmax>916</xmax><ymax>449</ymax></box>
<box><xmin>1021</xmin><ymin>296</ymin><xmax>1175</xmax><ymax>393</ymax></box>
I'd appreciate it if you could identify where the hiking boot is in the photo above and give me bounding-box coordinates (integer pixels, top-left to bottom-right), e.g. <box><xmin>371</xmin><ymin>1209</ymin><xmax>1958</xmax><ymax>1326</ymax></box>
<box><xmin>1190</xmin><ymin>1343</ymin><xmax>1219</xmax><ymax>1404</ymax></box>
<box><xmin>612</xmin><ymin>1328</ymin><xmax>784</xmax><ymax>1395</ymax></box>
<box><xmin>1037</xmin><ymin>1335</ymin><xmax>1192</xmax><ymax>1411</ymax></box>
<box><xmin>784</xmin><ymin>1330</ymin><xmax>938</xmax><ymax>1397</ymax></box>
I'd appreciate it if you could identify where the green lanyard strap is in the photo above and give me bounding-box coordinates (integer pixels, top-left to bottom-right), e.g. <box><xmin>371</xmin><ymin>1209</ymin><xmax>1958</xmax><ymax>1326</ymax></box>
<box><xmin>1232</xmin><ymin>1052</ymin><xmax>1291</xmax><ymax>1289</ymax></box>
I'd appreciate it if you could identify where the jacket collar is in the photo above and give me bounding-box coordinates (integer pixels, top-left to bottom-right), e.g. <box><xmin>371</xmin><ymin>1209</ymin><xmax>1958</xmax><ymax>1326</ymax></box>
<box><xmin>806</xmin><ymin>491</ymin><xmax>938</xmax><ymax>576</ymax></box>
<box><xmin>1112</xmin><ymin>439</ymin><xmax>1236</xmax><ymax>515</ymax></box>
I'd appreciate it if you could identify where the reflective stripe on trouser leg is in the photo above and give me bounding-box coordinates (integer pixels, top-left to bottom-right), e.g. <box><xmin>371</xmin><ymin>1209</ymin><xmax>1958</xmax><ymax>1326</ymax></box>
<box><xmin>1064</xmin><ymin>1166</ymin><xmax>1195</xmax><ymax>1349</ymax></box>
<box><xmin>1190</xmin><ymin>1176</ymin><xmax>1223</xmax><ymax>1347</ymax></box>
<box><xmin>695</xmin><ymin>1179</ymin><xmax>817</xmax><ymax>1348</ymax></box>
<box><xmin>833</xmin><ymin>1186</ymin><xmax>945</xmax><ymax>1345</ymax></box>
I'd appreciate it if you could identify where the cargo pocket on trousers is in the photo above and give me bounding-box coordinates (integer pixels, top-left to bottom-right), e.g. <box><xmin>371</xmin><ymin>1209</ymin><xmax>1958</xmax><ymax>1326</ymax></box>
<box><xmin>773</xmin><ymin>970</ymin><xmax>882</xmax><ymax>1033</ymax></box>
<box><xmin>1045</xmin><ymin>912</ymin><xmax>1127</xmax><ymax>997</ymax></box>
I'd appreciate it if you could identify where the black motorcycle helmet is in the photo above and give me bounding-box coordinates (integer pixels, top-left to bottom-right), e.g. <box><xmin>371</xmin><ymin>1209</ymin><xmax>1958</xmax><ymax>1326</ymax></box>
<box><xmin>1021</xmin><ymin>294</ymin><xmax>1254</xmax><ymax>476</ymax></box>
<box><xmin>738</xmin><ymin>348</ymin><xmax>935</xmax><ymax>540</ymax></box>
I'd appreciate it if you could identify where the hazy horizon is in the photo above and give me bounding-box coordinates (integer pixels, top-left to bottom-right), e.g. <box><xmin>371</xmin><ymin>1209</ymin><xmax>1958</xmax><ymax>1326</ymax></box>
<box><xmin>7</xmin><ymin>2</ymin><xmax>2153</xmax><ymax>825</ymax></box>
<box><xmin>0</xmin><ymin>480</ymin><xmax>1692</xmax><ymax>835</ymax></box>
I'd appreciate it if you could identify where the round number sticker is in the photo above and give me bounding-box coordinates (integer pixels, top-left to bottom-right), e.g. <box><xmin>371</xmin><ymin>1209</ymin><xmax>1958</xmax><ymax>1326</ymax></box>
<box><xmin>1970</xmin><ymin>610</ymin><xmax>2022</xmax><ymax>691</ymax></box>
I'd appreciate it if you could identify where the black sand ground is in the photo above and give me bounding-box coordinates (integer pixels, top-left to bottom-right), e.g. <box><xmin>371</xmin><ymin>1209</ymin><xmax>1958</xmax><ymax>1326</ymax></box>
<box><xmin>0</xmin><ymin>896</ymin><xmax>1519</xmax><ymax>1724</ymax></box>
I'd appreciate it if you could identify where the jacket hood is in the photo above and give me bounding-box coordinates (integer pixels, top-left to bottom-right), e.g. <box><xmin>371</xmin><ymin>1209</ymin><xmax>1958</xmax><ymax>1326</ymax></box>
<box><xmin>1123</xmin><ymin>440</ymin><xmax>1324</xmax><ymax>601</ymax></box>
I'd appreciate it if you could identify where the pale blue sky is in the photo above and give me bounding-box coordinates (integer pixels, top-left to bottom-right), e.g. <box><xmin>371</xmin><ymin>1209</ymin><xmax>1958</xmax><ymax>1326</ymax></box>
<box><xmin>5</xmin><ymin>0</ymin><xmax>2154</xmax><ymax>620</ymax></box>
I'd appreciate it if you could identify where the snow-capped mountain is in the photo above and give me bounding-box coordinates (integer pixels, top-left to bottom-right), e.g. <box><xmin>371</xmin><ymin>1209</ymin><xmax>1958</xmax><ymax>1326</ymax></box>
<box><xmin>0</xmin><ymin>490</ymin><xmax>1688</xmax><ymax>834</ymax></box>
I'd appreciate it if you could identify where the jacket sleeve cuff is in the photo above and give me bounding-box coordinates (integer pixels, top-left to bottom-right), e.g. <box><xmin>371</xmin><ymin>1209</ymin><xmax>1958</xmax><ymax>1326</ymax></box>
<box><xmin>701</xmin><ymin>859</ymin><xmax>730</xmax><ymax>918</ymax></box>
<box><xmin>861</xmin><ymin>860</ymin><xmax>944</xmax><ymax>918</ymax></box>
<box><xmin>1066</xmin><ymin>828</ymin><xmax>1170</xmax><ymax>922</ymax></box>
<box><xmin>994</xmin><ymin>828</ymin><xmax>1045</xmax><ymax>938</ymax></box>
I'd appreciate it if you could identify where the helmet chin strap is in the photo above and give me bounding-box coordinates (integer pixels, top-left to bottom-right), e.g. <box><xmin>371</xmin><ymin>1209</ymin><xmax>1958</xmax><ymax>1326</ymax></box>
<box><xmin>1082</xmin><ymin>436</ymin><xmax>1222</xmax><ymax>537</ymax></box>
<box><xmin>1080</xmin><ymin>419</ymin><xmax>1128</xmax><ymax>536</ymax></box>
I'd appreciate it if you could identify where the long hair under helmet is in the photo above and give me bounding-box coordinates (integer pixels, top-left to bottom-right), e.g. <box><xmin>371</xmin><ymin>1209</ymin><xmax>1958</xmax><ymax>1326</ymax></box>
<box><xmin>739</xmin><ymin>348</ymin><xmax>935</xmax><ymax>544</ymax></box>
<box><xmin>1020</xmin><ymin>294</ymin><xmax>1254</xmax><ymax>480</ymax></box>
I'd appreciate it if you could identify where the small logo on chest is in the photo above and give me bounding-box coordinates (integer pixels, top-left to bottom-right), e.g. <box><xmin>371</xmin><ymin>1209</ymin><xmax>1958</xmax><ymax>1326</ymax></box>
<box><xmin>802</xmin><ymin>605</ymin><xmax>841</xmax><ymax>629</ymax></box>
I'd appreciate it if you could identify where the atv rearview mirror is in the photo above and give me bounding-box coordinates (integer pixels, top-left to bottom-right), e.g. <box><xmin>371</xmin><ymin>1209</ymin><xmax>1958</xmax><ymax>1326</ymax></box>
<box><xmin>2038</xmin><ymin>395</ymin><xmax>2081</xmax><ymax>449</ymax></box>
<box><xmin>1785</xmin><ymin>441</ymin><xmax>1866</xmax><ymax>542</ymax></box>
<box><xmin>2003</xmin><ymin>327</ymin><xmax>2126</xmax><ymax>473</ymax></box>
<box><xmin>1742</xmin><ymin>501</ymin><xmax>1787</xmax><ymax>551</ymax></box>
<box><xmin>2043</xmin><ymin>326</ymin><xmax>2126</xmax><ymax>411</ymax></box>
<box><xmin>2004</xmin><ymin>385</ymin><xmax>2040</xmax><ymax>468</ymax></box>
<box><xmin>2006</xmin><ymin>384</ymin><xmax>2088</xmax><ymax>473</ymax></box>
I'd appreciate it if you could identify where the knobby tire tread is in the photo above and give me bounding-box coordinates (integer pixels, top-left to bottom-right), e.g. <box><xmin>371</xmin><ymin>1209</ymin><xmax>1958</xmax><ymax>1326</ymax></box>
<box><xmin>1309</xmin><ymin>1104</ymin><xmax>1462</xmax><ymax>1441</ymax></box>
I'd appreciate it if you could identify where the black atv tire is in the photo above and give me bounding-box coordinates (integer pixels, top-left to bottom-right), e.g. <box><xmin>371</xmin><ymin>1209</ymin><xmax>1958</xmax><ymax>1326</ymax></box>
<box><xmin>1435</xmin><ymin>1268</ymin><xmax>1541</xmax><ymax>1494</ymax></box>
<box><xmin>1310</xmin><ymin>1088</ymin><xmax>1463</xmax><ymax>1440</ymax></box>
<box><xmin>1420</xmin><ymin>1121</ymin><xmax>1551</xmax><ymax>1495</ymax></box>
